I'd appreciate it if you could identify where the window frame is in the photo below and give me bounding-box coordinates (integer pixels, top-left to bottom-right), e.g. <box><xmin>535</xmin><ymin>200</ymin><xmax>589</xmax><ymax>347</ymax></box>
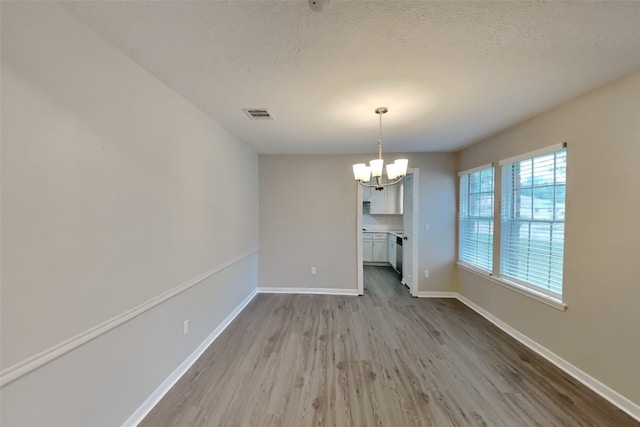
<box><xmin>457</xmin><ymin>164</ymin><xmax>495</xmax><ymax>273</ymax></box>
<box><xmin>456</xmin><ymin>143</ymin><xmax>568</xmax><ymax>311</ymax></box>
<box><xmin>499</xmin><ymin>143</ymin><xmax>567</xmax><ymax>300</ymax></box>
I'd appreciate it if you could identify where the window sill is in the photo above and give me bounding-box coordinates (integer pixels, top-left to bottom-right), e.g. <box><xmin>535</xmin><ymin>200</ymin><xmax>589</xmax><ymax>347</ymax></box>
<box><xmin>456</xmin><ymin>262</ymin><xmax>567</xmax><ymax>311</ymax></box>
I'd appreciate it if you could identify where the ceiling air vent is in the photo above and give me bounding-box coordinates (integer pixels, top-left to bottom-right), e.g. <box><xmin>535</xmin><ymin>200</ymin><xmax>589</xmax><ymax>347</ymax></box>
<box><xmin>243</xmin><ymin>108</ymin><xmax>274</xmax><ymax>120</ymax></box>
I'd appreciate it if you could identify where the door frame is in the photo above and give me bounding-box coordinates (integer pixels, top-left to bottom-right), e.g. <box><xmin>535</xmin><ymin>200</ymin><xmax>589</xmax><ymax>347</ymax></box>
<box><xmin>405</xmin><ymin>169</ymin><xmax>419</xmax><ymax>297</ymax></box>
<box><xmin>356</xmin><ymin>168</ymin><xmax>419</xmax><ymax>296</ymax></box>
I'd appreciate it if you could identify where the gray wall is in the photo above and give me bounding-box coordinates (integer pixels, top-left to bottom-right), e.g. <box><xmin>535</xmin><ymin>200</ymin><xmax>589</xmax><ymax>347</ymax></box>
<box><xmin>259</xmin><ymin>155</ymin><xmax>360</xmax><ymax>290</ymax></box>
<box><xmin>411</xmin><ymin>152</ymin><xmax>458</xmax><ymax>293</ymax></box>
<box><xmin>457</xmin><ymin>71</ymin><xmax>640</xmax><ymax>406</ymax></box>
<box><xmin>0</xmin><ymin>3</ymin><xmax>258</xmax><ymax>426</ymax></box>
<box><xmin>258</xmin><ymin>152</ymin><xmax>457</xmax><ymax>293</ymax></box>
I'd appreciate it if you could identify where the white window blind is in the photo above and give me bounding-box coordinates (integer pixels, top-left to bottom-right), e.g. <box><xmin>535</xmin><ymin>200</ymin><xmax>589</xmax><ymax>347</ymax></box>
<box><xmin>500</xmin><ymin>145</ymin><xmax>567</xmax><ymax>297</ymax></box>
<box><xmin>459</xmin><ymin>165</ymin><xmax>494</xmax><ymax>272</ymax></box>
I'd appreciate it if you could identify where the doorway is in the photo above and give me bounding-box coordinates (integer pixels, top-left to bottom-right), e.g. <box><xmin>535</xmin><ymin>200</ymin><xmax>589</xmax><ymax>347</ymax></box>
<box><xmin>357</xmin><ymin>169</ymin><xmax>419</xmax><ymax>296</ymax></box>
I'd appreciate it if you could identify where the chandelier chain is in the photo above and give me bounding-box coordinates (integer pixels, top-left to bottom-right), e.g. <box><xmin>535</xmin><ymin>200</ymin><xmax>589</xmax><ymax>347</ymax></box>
<box><xmin>377</xmin><ymin>108</ymin><xmax>384</xmax><ymax>159</ymax></box>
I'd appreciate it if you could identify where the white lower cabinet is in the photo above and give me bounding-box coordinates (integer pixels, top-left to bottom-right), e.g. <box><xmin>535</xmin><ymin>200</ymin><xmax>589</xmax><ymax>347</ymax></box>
<box><xmin>363</xmin><ymin>233</ymin><xmax>388</xmax><ymax>263</ymax></box>
<box><xmin>372</xmin><ymin>239</ymin><xmax>388</xmax><ymax>262</ymax></box>
<box><xmin>363</xmin><ymin>234</ymin><xmax>373</xmax><ymax>262</ymax></box>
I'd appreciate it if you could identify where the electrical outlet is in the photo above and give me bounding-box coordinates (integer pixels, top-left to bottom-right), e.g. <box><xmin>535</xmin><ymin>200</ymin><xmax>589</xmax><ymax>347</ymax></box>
<box><xmin>311</xmin><ymin>267</ymin><xmax>316</xmax><ymax>275</ymax></box>
<box><xmin>424</xmin><ymin>224</ymin><xmax>431</xmax><ymax>232</ymax></box>
<box><xmin>183</xmin><ymin>320</ymin><xmax>189</xmax><ymax>335</ymax></box>
<box><xmin>424</xmin><ymin>270</ymin><xmax>430</xmax><ymax>278</ymax></box>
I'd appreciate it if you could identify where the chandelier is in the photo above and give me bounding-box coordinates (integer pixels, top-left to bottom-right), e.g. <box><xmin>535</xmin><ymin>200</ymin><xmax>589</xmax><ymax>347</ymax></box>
<box><xmin>352</xmin><ymin>107</ymin><xmax>408</xmax><ymax>191</ymax></box>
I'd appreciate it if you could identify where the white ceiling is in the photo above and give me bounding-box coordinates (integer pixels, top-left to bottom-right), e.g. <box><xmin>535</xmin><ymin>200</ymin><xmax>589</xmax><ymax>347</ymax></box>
<box><xmin>62</xmin><ymin>1</ymin><xmax>640</xmax><ymax>155</ymax></box>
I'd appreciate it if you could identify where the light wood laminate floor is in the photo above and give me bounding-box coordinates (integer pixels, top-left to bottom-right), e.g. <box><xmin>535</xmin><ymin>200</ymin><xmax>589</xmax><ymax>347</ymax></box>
<box><xmin>141</xmin><ymin>266</ymin><xmax>638</xmax><ymax>426</ymax></box>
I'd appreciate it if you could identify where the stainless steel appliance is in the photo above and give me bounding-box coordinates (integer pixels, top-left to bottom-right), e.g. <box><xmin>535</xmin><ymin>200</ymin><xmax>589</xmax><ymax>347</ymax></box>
<box><xmin>396</xmin><ymin>235</ymin><xmax>403</xmax><ymax>275</ymax></box>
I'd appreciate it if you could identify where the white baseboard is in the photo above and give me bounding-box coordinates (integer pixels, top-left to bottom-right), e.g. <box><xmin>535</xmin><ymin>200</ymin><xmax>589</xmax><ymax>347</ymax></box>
<box><xmin>416</xmin><ymin>291</ymin><xmax>458</xmax><ymax>298</ymax></box>
<box><xmin>257</xmin><ymin>287</ymin><xmax>359</xmax><ymax>296</ymax></box>
<box><xmin>121</xmin><ymin>289</ymin><xmax>258</xmax><ymax>427</ymax></box>
<box><xmin>456</xmin><ymin>294</ymin><xmax>640</xmax><ymax>422</ymax></box>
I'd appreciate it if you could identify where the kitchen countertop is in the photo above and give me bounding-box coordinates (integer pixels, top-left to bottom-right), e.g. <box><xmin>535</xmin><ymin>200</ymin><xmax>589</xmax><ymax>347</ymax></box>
<box><xmin>363</xmin><ymin>230</ymin><xmax>403</xmax><ymax>237</ymax></box>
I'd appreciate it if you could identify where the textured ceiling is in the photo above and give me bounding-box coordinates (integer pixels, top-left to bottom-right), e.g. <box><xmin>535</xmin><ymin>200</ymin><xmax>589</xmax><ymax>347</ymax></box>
<box><xmin>63</xmin><ymin>1</ymin><xmax>640</xmax><ymax>154</ymax></box>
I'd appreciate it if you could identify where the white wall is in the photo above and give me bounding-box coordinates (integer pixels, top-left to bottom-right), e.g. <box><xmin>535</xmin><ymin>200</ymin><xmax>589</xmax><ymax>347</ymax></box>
<box><xmin>258</xmin><ymin>152</ymin><xmax>456</xmax><ymax>293</ymax></box>
<box><xmin>0</xmin><ymin>3</ymin><xmax>258</xmax><ymax>426</ymax></box>
<box><xmin>362</xmin><ymin>205</ymin><xmax>403</xmax><ymax>231</ymax></box>
<box><xmin>457</xmin><ymin>71</ymin><xmax>640</xmax><ymax>408</ymax></box>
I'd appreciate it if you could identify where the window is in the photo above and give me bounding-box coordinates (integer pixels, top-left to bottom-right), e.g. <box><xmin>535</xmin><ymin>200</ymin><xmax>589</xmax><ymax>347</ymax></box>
<box><xmin>458</xmin><ymin>165</ymin><xmax>494</xmax><ymax>272</ymax></box>
<box><xmin>500</xmin><ymin>144</ymin><xmax>567</xmax><ymax>298</ymax></box>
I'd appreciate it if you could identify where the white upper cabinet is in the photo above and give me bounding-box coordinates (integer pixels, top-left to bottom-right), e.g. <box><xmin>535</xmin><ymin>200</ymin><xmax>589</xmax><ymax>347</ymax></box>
<box><xmin>369</xmin><ymin>179</ymin><xmax>403</xmax><ymax>215</ymax></box>
<box><xmin>369</xmin><ymin>186</ymin><xmax>386</xmax><ymax>214</ymax></box>
<box><xmin>362</xmin><ymin>185</ymin><xmax>371</xmax><ymax>203</ymax></box>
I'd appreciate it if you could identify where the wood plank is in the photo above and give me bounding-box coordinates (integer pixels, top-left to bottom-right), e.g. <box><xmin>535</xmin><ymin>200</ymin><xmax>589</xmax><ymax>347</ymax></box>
<box><xmin>140</xmin><ymin>266</ymin><xmax>638</xmax><ymax>426</ymax></box>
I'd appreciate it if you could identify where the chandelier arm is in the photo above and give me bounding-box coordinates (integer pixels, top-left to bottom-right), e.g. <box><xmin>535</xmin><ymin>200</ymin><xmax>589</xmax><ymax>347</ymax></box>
<box><xmin>385</xmin><ymin>177</ymin><xmax>404</xmax><ymax>186</ymax></box>
<box><xmin>357</xmin><ymin>181</ymin><xmax>379</xmax><ymax>188</ymax></box>
<box><xmin>387</xmin><ymin>176</ymin><xmax>404</xmax><ymax>185</ymax></box>
<box><xmin>357</xmin><ymin>176</ymin><xmax>403</xmax><ymax>189</ymax></box>
<box><xmin>376</xmin><ymin>177</ymin><xmax>403</xmax><ymax>188</ymax></box>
